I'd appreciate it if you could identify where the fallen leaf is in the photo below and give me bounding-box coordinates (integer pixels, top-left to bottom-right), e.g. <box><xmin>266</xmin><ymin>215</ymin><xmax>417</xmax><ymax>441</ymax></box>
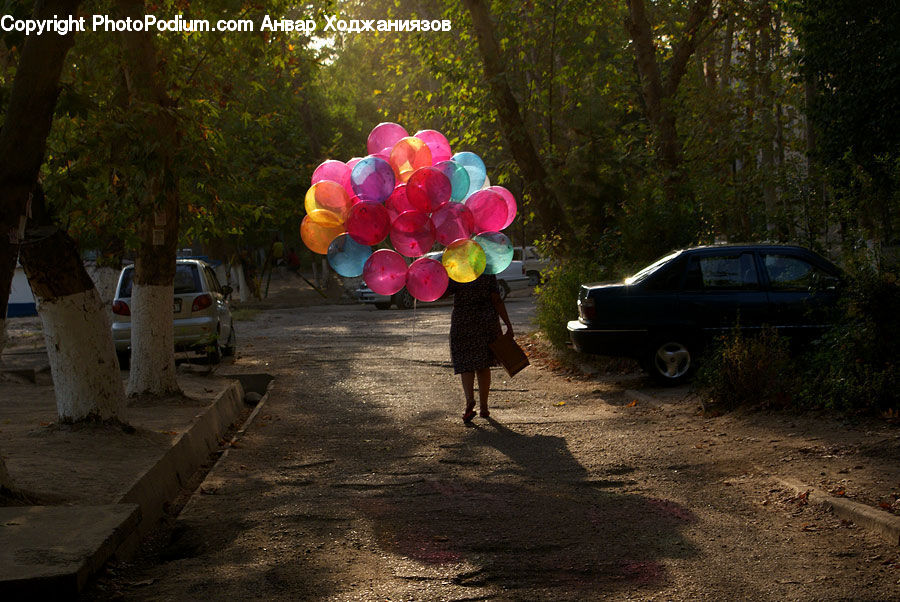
<box><xmin>627</xmin><ymin>400</ymin><xmax>638</xmax><ymax>407</ymax></box>
<box><xmin>554</xmin><ymin>401</ymin><xmax>566</xmax><ymax>407</ymax></box>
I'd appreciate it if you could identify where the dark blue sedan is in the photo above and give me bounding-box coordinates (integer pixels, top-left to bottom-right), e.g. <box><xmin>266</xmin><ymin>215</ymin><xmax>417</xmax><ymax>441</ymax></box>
<box><xmin>567</xmin><ymin>245</ymin><xmax>842</xmax><ymax>384</ymax></box>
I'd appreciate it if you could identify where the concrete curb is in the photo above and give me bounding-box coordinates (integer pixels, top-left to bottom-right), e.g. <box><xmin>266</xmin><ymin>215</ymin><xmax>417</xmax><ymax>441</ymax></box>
<box><xmin>775</xmin><ymin>476</ymin><xmax>900</xmax><ymax>546</ymax></box>
<box><xmin>115</xmin><ymin>379</ymin><xmax>246</xmax><ymax>557</ymax></box>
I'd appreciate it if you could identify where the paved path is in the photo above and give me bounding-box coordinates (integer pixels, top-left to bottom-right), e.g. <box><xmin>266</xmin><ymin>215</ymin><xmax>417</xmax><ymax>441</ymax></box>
<box><xmin>86</xmin><ymin>297</ymin><xmax>900</xmax><ymax>600</ymax></box>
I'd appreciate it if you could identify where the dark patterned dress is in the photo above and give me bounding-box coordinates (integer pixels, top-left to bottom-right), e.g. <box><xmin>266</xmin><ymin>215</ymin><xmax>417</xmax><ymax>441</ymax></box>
<box><xmin>448</xmin><ymin>274</ymin><xmax>502</xmax><ymax>374</ymax></box>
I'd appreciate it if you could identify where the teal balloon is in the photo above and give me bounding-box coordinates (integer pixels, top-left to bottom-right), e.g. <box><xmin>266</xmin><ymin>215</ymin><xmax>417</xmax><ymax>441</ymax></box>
<box><xmin>473</xmin><ymin>231</ymin><xmax>513</xmax><ymax>275</ymax></box>
<box><xmin>450</xmin><ymin>151</ymin><xmax>486</xmax><ymax>198</ymax></box>
<box><xmin>434</xmin><ymin>160</ymin><xmax>471</xmax><ymax>203</ymax></box>
<box><xmin>327</xmin><ymin>234</ymin><xmax>372</xmax><ymax>277</ymax></box>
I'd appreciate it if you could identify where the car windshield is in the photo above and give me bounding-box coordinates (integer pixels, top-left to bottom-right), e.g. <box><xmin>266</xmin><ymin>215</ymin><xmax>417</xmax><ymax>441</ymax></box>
<box><xmin>118</xmin><ymin>264</ymin><xmax>201</xmax><ymax>297</ymax></box>
<box><xmin>624</xmin><ymin>251</ymin><xmax>682</xmax><ymax>285</ymax></box>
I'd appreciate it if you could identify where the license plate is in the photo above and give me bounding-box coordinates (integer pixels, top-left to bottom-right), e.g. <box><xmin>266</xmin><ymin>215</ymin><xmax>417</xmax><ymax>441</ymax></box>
<box><xmin>174</xmin><ymin>299</ymin><xmax>182</xmax><ymax>313</ymax></box>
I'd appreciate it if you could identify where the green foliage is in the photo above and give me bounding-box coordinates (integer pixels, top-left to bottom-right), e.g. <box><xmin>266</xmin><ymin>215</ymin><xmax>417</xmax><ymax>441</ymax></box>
<box><xmin>695</xmin><ymin>328</ymin><xmax>796</xmax><ymax>411</ymax></box>
<box><xmin>798</xmin><ymin>267</ymin><xmax>900</xmax><ymax>412</ymax></box>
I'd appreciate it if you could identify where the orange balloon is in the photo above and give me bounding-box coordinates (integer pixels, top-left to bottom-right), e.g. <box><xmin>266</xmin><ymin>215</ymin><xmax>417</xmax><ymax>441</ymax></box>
<box><xmin>389</xmin><ymin>137</ymin><xmax>433</xmax><ymax>183</ymax></box>
<box><xmin>304</xmin><ymin>180</ymin><xmax>352</xmax><ymax>223</ymax></box>
<box><xmin>301</xmin><ymin>211</ymin><xmax>345</xmax><ymax>254</ymax></box>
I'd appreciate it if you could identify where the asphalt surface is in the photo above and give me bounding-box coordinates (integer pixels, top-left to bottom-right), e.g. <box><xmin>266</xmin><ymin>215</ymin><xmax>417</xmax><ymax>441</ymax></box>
<box><xmin>82</xmin><ymin>296</ymin><xmax>900</xmax><ymax>600</ymax></box>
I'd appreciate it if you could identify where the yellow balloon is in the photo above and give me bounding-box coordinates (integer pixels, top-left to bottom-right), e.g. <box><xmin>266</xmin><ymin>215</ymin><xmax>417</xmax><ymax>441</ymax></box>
<box><xmin>304</xmin><ymin>180</ymin><xmax>351</xmax><ymax>223</ymax></box>
<box><xmin>442</xmin><ymin>239</ymin><xmax>486</xmax><ymax>283</ymax></box>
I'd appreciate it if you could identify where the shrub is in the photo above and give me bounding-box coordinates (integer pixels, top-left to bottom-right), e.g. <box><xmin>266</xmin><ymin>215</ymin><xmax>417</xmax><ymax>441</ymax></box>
<box><xmin>534</xmin><ymin>257</ymin><xmax>609</xmax><ymax>349</ymax></box>
<box><xmin>695</xmin><ymin>328</ymin><xmax>797</xmax><ymax>411</ymax></box>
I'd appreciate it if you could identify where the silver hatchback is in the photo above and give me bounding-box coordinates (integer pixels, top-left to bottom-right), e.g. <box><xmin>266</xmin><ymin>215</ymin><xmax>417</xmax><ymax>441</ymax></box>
<box><xmin>111</xmin><ymin>259</ymin><xmax>235</xmax><ymax>368</ymax></box>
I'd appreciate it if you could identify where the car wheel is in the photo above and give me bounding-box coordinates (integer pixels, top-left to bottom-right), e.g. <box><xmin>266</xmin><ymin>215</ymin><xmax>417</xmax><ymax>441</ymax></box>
<box><xmin>497</xmin><ymin>279</ymin><xmax>511</xmax><ymax>301</ymax></box>
<box><xmin>116</xmin><ymin>351</ymin><xmax>130</xmax><ymax>371</ymax></box>
<box><xmin>374</xmin><ymin>302</ymin><xmax>391</xmax><ymax>310</ymax></box>
<box><xmin>394</xmin><ymin>289</ymin><xmax>415</xmax><ymax>309</ymax></box>
<box><xmin>527</xmin><ymin>271</ymin><xmax>541</xmax><ymax>286</ymax></box>
<box><xmin>222</xmin><ymin>321</ymin><xmax>236</xmax><ymax>357</ymax></box>
<box><xmin>647</xmin><ymin>337</ymin><xmax>694</xmax><ymax>385</ymax></box>
<box><xmin>207</xmin><ymin>325</ymin><xmax>223</xmax><ymax>365</ymax></box>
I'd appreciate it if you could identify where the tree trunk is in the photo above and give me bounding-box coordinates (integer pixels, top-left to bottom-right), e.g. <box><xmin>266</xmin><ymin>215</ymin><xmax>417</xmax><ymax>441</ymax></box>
<box><xmin>19</xmin><ymin>188</ymin><xmax>126</xmax><ymax>422</ymax></box>
<box><xmin>0</xmin><ymin>455</ymin><xmax>11</xmax><ymax>491</ymax></box>
<box><xmin>461</xmin><ymin>0</ymin><xmax>574</xmax><ymax>242</ymax></box>
<box><xmin>0</xmin><ymin>0</ymin><xmax>81</xmax><ymax>353</ymax></box>
<box><xmin>758</xmin><ymin>4</ymin><xmax>777</xmax><ymax>235</ymax></box>
<box><xmin>625</xmin><ymin>0</ymin><xmax>713</xmax><ymax>202</ymax></box>
<box><xmin>116</xmin><ymin>0</ymin><xmax>182</xmax><ymax>396</ymax></box>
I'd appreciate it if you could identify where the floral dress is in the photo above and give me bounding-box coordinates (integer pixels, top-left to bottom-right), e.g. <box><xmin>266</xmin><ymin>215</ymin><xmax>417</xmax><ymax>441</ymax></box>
<box><xmin>448</xmin><ymin>274</ymin><xmax>502</xmax><ymax>374</ymax></box>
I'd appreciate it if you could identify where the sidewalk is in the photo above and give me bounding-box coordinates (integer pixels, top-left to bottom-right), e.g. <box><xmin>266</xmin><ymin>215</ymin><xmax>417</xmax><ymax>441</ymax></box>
<box><xmin>0</xmin><ymin>349</ymin><xmax>268</xmax><ymax>596</ymax></box>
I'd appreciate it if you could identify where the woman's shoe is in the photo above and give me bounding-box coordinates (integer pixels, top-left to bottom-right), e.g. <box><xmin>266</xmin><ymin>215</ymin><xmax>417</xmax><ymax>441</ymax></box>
<box><xmin>479</xmin><ymin>409</ymin><xmax>490</xmax><ymax>419</ymax></box>
<box><xmin>463</xmin><ymin>410</ymin><xmax>477</xmax><ymax>423</ymax></box>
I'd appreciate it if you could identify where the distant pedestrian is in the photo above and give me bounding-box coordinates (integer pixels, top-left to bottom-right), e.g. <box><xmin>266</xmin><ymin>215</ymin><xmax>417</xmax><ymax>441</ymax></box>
<box><xmin>448</xmin><ymin>273</ymin><xmax>513</xmax><ymax>423</ymax></box>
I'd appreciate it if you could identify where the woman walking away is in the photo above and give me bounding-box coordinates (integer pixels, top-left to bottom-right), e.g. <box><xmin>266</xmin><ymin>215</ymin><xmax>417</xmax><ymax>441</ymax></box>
<box><xmin>448</xmin><ymin>273</ymin><xmax>513</xmax><ymax>423</ymax></box>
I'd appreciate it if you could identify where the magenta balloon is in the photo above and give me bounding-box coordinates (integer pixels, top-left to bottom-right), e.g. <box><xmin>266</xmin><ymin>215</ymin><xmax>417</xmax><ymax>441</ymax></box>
<box><xmin>311</xmin><ymin>160</ymin><xmax>352</xmax><ymax>197</ymax></box>
<box><xmin>385</xmin><ymin>184</ymin><xmax>415</xmax><ymax>222</ymax></box>
<box><xmin>346</xmin><ymin>201</ymin><xmax>390</xmax><ymax>246</ymax></box>
<box><xmin>432</xmin><ymin>202</ymin><xmax>475</xmax><ymax>246</ymax></box>
<box><xmin>465</xmin><ymin>189</ymin><xmax>508</xmax><ymax>233</ymax></box>
<box><xmin>390</xmin><ymin>210</ymin><xmax>436</xmax><ymax>257</ymax></box>
<box><xmin>363</xmin><ymin>249</ymin><xmax>408</xmax><ymax>296</ymax></box>
<box><xmin>367</xmin><ymin>122</ymin><xmax>409</xmax><ymax>156</ymax></box>
<box><xmin>406</xmin><ymin>167</ymin><xmax>451</xmax><ymax>213</ymax></box>
<box><xmin>414</xmin><ymin>130</ymin><xmax>452</xmax><ymax>163</ymax></box>
<box><xmin>406</xmin><ymin>257</ymin><xmax>449</xmax><ymax>302</ymax></box>
<box><xmin>487</xmin><ymin>186</ymin><xmax>518</xmax><ymax>229</ymax></box>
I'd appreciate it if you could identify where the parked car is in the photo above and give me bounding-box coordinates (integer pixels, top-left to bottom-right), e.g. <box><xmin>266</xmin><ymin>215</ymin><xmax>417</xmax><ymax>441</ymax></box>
<box><xmin>521</xmin><ymin>245</ymin><xmax>552</xmax><ymax>285</ymax></box>
<box><xmin>567</xmin><ymin>244</ymin><xmax>842</xmax><ymax>384</ymax></box>
<box><xmin>111</xmin><ymin>259</ymin><xmax>235</xmax><ymax>368</ymax></box>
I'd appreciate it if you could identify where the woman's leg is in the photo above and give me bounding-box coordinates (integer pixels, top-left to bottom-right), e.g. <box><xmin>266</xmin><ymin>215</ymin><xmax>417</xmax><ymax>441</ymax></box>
<box><xmin>460</xmin><ymin>372</ymin><xmax>476</xmax><ymax>414</ymax></box>
<box><xmin>476</xmin><ymin>368</ymin><xmax>491</xmax><ymax>416</ymax></box>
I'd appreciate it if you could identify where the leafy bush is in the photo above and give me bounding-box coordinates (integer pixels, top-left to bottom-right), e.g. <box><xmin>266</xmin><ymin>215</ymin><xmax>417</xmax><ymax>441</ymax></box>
<box><xmin>695</xmin><ymin>328</ymin><xmax>797</xmax><ymax>411</ymax></box>
<box><xmin>534</xmin><ymin>256</ymin><xmax>609</xmax><ymax>349</ymax></box>
<box><xmin>798</xmin><ymin>267</ymin><xmax>900</xmax><ymax>412</ymax></box>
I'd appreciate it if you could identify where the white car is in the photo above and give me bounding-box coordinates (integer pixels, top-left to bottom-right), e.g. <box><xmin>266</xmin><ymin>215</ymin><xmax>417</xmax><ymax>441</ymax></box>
<box><xmin>111</xmin><ymin>259</ymin><xmax>235</xmax><ymax>368</ymax></box>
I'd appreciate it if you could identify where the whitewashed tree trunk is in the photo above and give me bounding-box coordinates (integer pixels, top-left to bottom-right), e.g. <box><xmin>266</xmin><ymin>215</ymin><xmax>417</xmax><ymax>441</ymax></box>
<box><xmin>231</xmin><ymin>263</ymin><xmax>249</xmax><ymax>302</ymax></box>
<box><xmin>126</xmin><ymin>283</ymin><xmax>178</xmax><ymax>396</ymax></box>
<box><xmin>38</xmin><ymin>288</ymin><xmax>126</xmax><ymax>421</ymax></box>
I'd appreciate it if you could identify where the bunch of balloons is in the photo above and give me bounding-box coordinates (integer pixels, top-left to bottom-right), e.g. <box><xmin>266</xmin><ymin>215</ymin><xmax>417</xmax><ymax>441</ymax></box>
<box><xmin>301</xmin><ymin>122</ymin><xmax>518</xmax><ymax>303</ymax></box>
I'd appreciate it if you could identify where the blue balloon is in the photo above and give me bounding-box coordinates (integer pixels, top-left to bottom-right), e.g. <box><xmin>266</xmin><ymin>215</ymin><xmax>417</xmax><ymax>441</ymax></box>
<box><xmin>450</xmin><ymin>151</ymin><xmax>486</xmax><ymax>198</ymax></box>
<box><xmin>434</xmin><ymin>160</ymin><xmax>471</xmax><ymax>203</ymax></box>
<box><xmin>351</xmin><ymin>156</ymin><xmax>396</xmax><ymax>203</ymax></box>
<box><xmin>327</xmin><ymin>234</ymin><xmax>372</xmax><ymax>277</ymax></box>
<box><xmin>473</xmin><ymin>231</ymin><xmax>513</xmax><ymax>275</ymax></box>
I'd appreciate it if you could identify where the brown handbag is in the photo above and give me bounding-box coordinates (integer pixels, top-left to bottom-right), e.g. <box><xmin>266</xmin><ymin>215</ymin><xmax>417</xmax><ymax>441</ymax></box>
<box><xmin>490</xmin><ymin>332</ymin><xmax>530</xmax><ymax>377</ymax></box>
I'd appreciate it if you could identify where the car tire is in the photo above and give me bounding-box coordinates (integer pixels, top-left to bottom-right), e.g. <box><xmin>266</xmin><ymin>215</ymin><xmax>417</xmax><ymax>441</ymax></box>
<box><xmin>222</xmin><ymin>321</ymin><xmax>236</xmax><ymax>357</ymax></box>
<box><xmin>207</xmin><ymin>324</ymin><xmax>223</xmax><ymax>365</ymax></box>
<box><xmin>116</xmin><ymin>351</ymin><xmax>130</xmax><ymax>371</ymax></box>
<box><xmin>374</xmin><ymin>301</ymin><xmax>391</xmax><ymax>310</ymax></box>
<box><xmin>646</xmin><ymin>336</ymin><xmax>695</xmax><ymax>385</ymax></box>
<box><xmin>394</xmin><ymin>289</ymin><xmax>415</xmax><ymax>309</ymax></box>
<box><xmin>497</xmin><ymin>279</ymin><xmax>511</xmax><ymax>301</ymax></box>
<box><xmin>527</xmin><ymin>271</ymin><xmax>541</xmax><ymax>286</ymax></box>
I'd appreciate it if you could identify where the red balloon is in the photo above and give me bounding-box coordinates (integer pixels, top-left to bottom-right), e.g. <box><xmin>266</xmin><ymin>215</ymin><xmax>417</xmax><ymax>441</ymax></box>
<box><xmin>414</xmin><ymin>129</ymin><xmax>452</xmax><ymax>163</ymax></box>
<box><xmin>363</xmin><ymin>249</ymin><xmax>408</xmax><ymax>296</ymax></box>
<box><xmin>487</xmin><ymin>185</ymin><xmax>518</xmax><ymax>229</ymax></box>
<box><xmin>390</xmin><ymin>210</ymin><xmax>436</xmax><ymax>258</ymax></box>
<box><xmin>465</xmin><ymin>189</ymin><xmax>508</xmax><ymax>234</ymax></box>
<box><xmin>406</xmin><ymin>167</ymin><xmax>451</xmax><ymax>213</ymax></box>
<box><xmin>346</xmin><ymin>201</ymin><xmax>390</xmax><ymax>246</ymax></box>
<box><xmin>432</xmin><ymin>202</ymin><xmax>475</xmax><ymax>246</ymax></box>
<box><xmin>385</xmin><ymin>184</ymin><xmax>415</xmax><ymax>222</ymax></box>
<box><xmin>406</xmin><ymin>257</ymin><xmax>449</xmax><ymax>302</ymax></box>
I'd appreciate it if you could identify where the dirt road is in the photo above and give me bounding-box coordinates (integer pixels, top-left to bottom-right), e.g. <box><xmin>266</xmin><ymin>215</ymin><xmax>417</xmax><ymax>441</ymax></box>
<box><xmin>86</xmin><ymin>296</ymin><xmax>900</xmax><ymax>600</ymax></box>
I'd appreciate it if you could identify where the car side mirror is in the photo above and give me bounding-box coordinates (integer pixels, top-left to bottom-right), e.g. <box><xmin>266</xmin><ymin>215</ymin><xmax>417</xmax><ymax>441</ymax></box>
<box><xmin>221</xmin><ymin>285</ymin><xmax>233</xmax><ymax>298</ymax></box>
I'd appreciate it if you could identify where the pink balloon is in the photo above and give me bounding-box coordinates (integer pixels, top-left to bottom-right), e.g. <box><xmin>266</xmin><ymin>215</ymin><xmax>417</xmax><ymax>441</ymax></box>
<box><xmin>346</xmin><ymin>201</ymin><xmax>390</xmax><ymax>246</ymax></box>
<box><xmin>406</xmin><ymin>167</ymin><xmax>451</xmax><ymax>213</ymax></box>
<box><xmin>414</xmin><ymin>129</ymin><xmax>452</xmax><ymax>163</ymax></box>
<box><xmin>312</xmin><ymin>160</ymin><xmax>353</xmax><ymax>197</ymax></box>
<box><xmin>432</xmin><ymin>202</ymin><xmax>475</xmax><ymax>246</ymax></box>
<box><xmin>487</xmin><ymin>186</ymin><xmax>518</xmax><ymax>229</ymax></box>
<box><xmin>367</xmin><ymin>122</ymin><xmax>409</xmax><ymax>157</ymax></box>
<box><xmin>363</xmin><ymin>249</ymin><xmax>408</xmax><ymax>296</ymax></box>
<box><xmin>465</xmin><ymin>189</ymin><xmax>508</xmax><ymax>234</ymax></box>
<box><xmin>406</xmin><ymin>257</ymin><xmax>449</xmax><ymax>302</ymax></box>
<box><xmin>390</xmin><ymin>210</ymin><xmax>436</xmax><ymax>258</ymax></box>
<box><xmin>385</xmin><ymin>184</ymin><xmax>415</xmax><ymax>222</ymax></box>
<box><xmin>346</xmin><ymin>157</ymin><xmax>363</xmax><ymax>173</ymax></box>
